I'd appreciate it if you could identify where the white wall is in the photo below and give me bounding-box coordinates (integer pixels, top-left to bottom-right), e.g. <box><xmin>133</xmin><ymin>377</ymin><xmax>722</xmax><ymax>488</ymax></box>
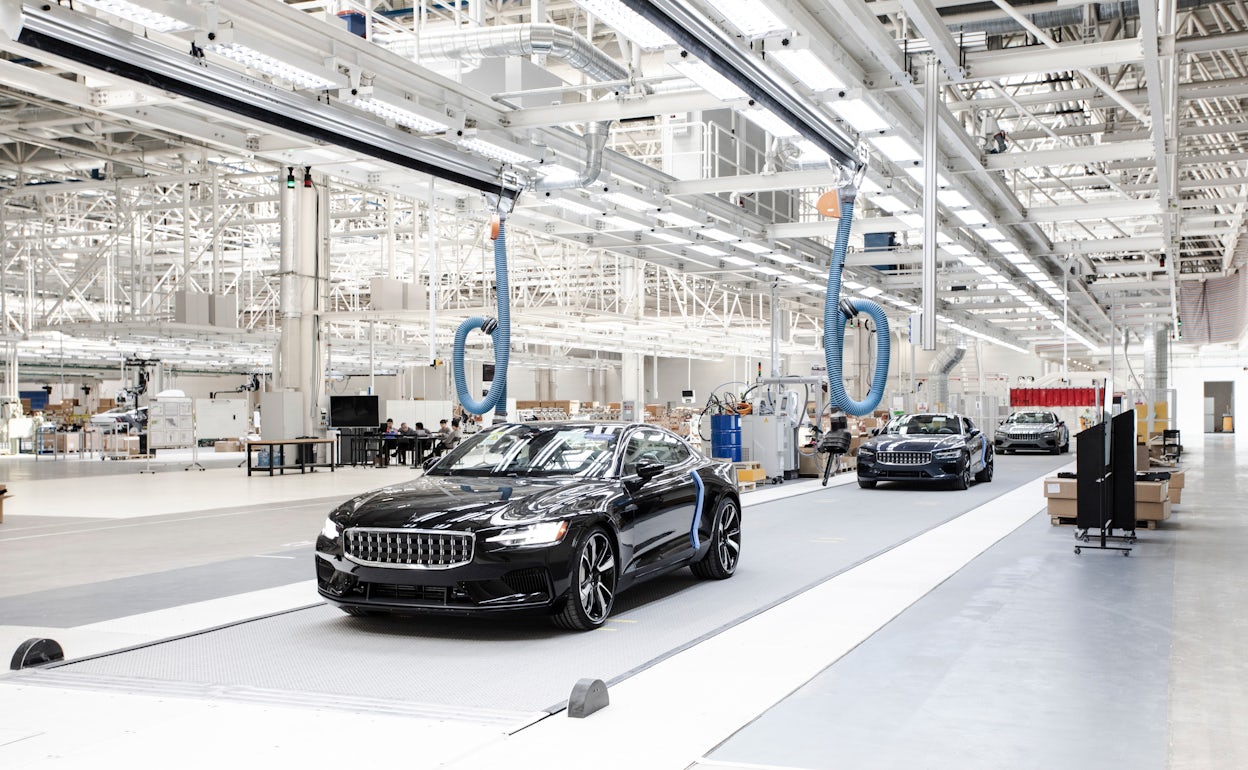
<box><xmin>1172</xmin><ymin>360</ymin><xmax>1248</xmax><ymax>439</ymax></box>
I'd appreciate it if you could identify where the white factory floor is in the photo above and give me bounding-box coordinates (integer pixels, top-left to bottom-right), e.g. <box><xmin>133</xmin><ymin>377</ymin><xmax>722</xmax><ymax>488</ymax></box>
<box><xmin>0</xmin><ymin>436</ymin><xmax>1243</xmax><ymax>769</ymax></box>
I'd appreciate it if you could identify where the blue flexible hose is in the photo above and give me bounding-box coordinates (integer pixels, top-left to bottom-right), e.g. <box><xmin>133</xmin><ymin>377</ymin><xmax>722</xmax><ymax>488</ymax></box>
<box><xmin>824</xmin><ymin>197</ymin><xmax>890</xmax><ymax>416</ymax></box>
<box><xmin>452</xmin><ymin>219</ymin><xmax>509</xmax><ymax>420</ymax></box>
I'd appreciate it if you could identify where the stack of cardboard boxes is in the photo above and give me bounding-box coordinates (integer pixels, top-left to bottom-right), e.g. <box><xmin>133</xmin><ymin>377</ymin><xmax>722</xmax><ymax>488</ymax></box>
<box><xmin>1045</xmin><ymin>472</ymin><xmax>1182</xmax><ymax>526</ymax></box>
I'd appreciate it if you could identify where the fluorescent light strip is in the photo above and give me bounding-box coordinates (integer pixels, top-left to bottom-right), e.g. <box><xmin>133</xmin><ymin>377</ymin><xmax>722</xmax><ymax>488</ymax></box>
<box><xmin>742</xmin><ymin>108</ymin><xmax>800</xmax><ymax>138</ymax></box>
<box><xmin>659</xmin><ymin>211</ymin><xmax>703</xmax><ymax>228</ymax></box>
<box><xmin>669</xmin><ymin>58</ymin><xmax>748</xmax><ymax>100</ymax></box>
<box><xmin>768</xmin><ymin>253</ymin><xmax>798</xmax><ymax>264</ymax></box>
<box><xmin>547</xmin><ymin>197</ymin><xmax>600</xmax><ymax>217</ymax></box>
<box><xmin>829</xmin><ymin>97</ymin><xmax>887</xmax><ymax>130</ymax></box>
<box><xmin>347</xmin><ymin>96</ymin><xmax>448</xmax><ymax>133</ymax></box>
<box><xmin>77</xmin><ymin>0</ymin><xmax>190</xmax><ymax>31</ymax></box>
<box><xmin>723</xmin><ymin>256</ymin><xmax>757</xmax><ymax>267</ymax></box>
<box><xmin>755</xmin><ymin>265</ymin><xmax>783</xmax><ymax>275</ymax></box>
<box><xmin>772</xmin><ymin>47</ymin><xmax>845</xmax><ymax>91</ymax></box>
<box><xmin>699</xmin><ymin>227</ymin><xmax>737</xmax><ymax>241</ymax></box>
<box><xmin>603</xmin><ymin>191</ymin><xmax>655</xmax><ymax>212</ymax></box>
<box><xmin>958</xmin><ymin>255</ymin><xmax>984</xmax><ymax>266</ymax></box>
<box><xmin>870</xmin><ymin>194</ymin><xmax>909</xmax><ymax>214</ymax></box>
<box><xmin>206</xmin><ymin>42</ymin><xmax>336</xmax><ymax>90</ymax></box>
<box><xmin>456</xmin><ymin>137</ymin><xmax>532</xmax><ymax>164</ymax></box>
<box><xmin>572</xmin><ymin>0</ymin><xmax>674</xmax><ymax>49</ymax></box>
<box><xmin>737</xmin><ymin>242</ymin><xmax>772</xmax><ymax>254</ymax></box>
<box><xmin>704</xmin><ymin>0</ymin><xmax>789</xmax><ymax>38</ymax></box>
<box><xmin>690</xmin><ymin>244</ymin><xmax>727</xmax><ymax>256</ymax></box>
<box><xmin>868</xmin><ymin>135</ymin><xmax>920</xmax><ymax>162</ymax></box>
<box><xmin>954</xmin><ymin>209</ymin><xmax>989</xmax><ymax>225</ymax></box>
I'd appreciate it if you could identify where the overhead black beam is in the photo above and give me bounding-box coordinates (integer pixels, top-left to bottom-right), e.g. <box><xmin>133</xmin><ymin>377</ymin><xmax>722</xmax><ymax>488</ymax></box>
<box><xmin>16</xmin><ymin>6</ymin><xmax>520</xmax><ymax>198</ymax></box>
<box><xmin>618</xmin><ymin>0</ymin><xmax>860</xmax><ymax>170</ymax></box>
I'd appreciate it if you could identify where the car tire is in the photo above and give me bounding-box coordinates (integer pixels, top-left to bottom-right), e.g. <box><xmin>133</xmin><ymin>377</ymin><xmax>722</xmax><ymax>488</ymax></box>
<box><xmin>975</xmin><ymin>453</ymin><xmax>994</xmax><ymax>483</ymax></box>
<box><xmin>952</xmin><ymin>457</ymin><xmax>972</xmax><ymax>490</ymax></box>
<box><xmin>553</xmin><ymin>528</ymin><xmax>617</xmax><ymax>632</ymax></box>
<box><xmin>1050</xmin><ymin>443</ymin><xmax>1061</xmax><ymax>455</ymax></box>
<box><xmin>1061</xmin><ymin>438</ymin><xmax>1070</xmax><ymax>453</ymax></box>
<box><xmin>691</xmin><ymin>497</ymin><xmax>741</xmax><ymax>580</ymax></box>
<box><xmin>858</xmin><ymin>478</ymin><xmax>876</xmax><ymax>489</ymax></box>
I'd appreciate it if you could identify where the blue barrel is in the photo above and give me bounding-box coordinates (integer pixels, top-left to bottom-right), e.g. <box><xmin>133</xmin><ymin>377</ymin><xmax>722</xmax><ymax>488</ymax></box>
<box><xmin>711</xmin><ymin>414</ymin><xmax>742</xmax><ymax>462</ymax></box>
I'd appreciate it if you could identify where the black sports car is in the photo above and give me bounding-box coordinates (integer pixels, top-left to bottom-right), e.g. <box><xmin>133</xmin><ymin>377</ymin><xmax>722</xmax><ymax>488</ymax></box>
<box><xmin>316</xmin><ymin>422</ymin><xmax>741</xmax><ymax>631</ymax></box>
<box><xmin>994</xmin><ymin>410</ymin><xmax>1070</xmax><ymax>454</ymax></box>
<box><xmin>856</xmin><ymin>413</ymin><xmax>993</xmax><ymax>490</ymax></box>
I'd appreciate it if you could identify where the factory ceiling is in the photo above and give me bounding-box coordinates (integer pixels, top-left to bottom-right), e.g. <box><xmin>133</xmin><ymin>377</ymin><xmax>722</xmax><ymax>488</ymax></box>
<box><xmin>0</xmin><ymin>0</ymin><xmax>1245</xmax><ymax>376</ymax></box>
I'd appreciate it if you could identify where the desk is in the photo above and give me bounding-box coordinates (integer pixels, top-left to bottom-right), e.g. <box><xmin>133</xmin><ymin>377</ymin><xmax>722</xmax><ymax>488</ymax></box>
<box><xmin>246</xmin><ymin>438</ymin><xmax>336</xmax><ymax>476</ymax></box>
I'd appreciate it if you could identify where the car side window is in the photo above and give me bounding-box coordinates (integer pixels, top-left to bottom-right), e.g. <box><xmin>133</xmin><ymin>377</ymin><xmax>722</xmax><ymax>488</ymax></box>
<box><xmin>621</xmin><ymin>430</ymin><xmax>689</xmax><ymax>474</ymax></box>
<box><xmin>963</xmin><ymin>417</ymin><xmax>974</xmax><ymax>434</ymax></box>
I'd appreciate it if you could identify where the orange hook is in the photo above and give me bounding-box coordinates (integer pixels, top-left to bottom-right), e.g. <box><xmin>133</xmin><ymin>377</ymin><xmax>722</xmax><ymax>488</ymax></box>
<box><xmin>815</xmin><ymin>190</ymin><xmax>841</xmax><ymax>219</ymax></box>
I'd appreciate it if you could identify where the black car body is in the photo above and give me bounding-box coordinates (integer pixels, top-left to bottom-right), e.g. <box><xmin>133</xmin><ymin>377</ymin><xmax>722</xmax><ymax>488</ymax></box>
<box><xmin>315</xmin><ymin>421</ymin><xmax>741</xmax><ymax>630</ymax></box>
<box><xmin>856</xmin><ymin>413</ymin><xmax>993</xmax><ymax>489</ymax></box>
<box><xmin>994</xmin><ymin>410</ymin><xmax>1070</xmax><ymax>454</ymax></box>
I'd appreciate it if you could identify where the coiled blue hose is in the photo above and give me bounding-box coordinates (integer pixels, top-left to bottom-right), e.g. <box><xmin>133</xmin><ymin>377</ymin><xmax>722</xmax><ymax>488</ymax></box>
<box><xmin>452</xmin><ymin>218</ymin><xmax>509</xmax><ymax>420</ymax></box>
<box><xmin>824</xmin><ymin>196</ymin><xmax>890</xmax><ymax>416</ymax></box>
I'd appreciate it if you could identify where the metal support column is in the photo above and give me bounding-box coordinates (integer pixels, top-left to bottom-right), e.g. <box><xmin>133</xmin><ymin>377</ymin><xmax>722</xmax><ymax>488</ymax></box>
<box><xmin>921</xmin><ymin>54</ymin><xmax>938</xmax><ymax>351</ymax></box>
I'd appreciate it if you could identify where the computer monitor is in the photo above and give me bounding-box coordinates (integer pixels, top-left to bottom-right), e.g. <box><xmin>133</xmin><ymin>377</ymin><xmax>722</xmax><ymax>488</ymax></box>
<box><xmin>328</xmin><ymin>395</ymin><xmax>380</xmax><ymax>428</ymax></box>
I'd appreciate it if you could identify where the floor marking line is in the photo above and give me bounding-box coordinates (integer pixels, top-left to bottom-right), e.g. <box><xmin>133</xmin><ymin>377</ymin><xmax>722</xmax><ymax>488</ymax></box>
<box><xmin>0</xmin><ymin>502</ymin><xmax>338</xmax><ymax>543</ymax></box>
<box><xmin>253</xmin><ymin>555</ymin><xmax>296</xmax><ymax>560</ymax></box>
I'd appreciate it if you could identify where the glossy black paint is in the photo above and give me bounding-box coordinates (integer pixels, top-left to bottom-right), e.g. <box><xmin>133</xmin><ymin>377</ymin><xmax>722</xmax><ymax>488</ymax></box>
<box><xmin>856</xmin><ymin>413</ymin><xmax>992</xmax><ymax>488</ymax></box>
<box><xmin>994</xmin><ymin>410</ymin><xmax>1070</xmax><ymax>453</ymax></box>
<box><xmin>315</xmin><ymin>422</ymin><xmax>739</xmax><ymax>619</ymax></box>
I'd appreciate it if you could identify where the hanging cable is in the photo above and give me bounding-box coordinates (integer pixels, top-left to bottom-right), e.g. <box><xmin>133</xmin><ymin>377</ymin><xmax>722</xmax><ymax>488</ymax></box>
<box><xmin>823</xmin><ymin>188</ymin><xmax>890</xmax><ymax>416</ymax></box>
<box><xmin>452</xmin><ymin>214</ymin><xmax>510</xmax><ymax>421</ymax></box>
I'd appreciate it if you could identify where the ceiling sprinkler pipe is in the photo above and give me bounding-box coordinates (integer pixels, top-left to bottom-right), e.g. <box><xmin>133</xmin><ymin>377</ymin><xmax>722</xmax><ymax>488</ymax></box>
<box><xmin>452</xmin><ymin>217</ymin><xmax>510</xmax><ymax>421</ymax></box>
<box><xmin>823</xmin><ymin>191</ymin><xmax>891</xmax><ymax>416</ymax></box>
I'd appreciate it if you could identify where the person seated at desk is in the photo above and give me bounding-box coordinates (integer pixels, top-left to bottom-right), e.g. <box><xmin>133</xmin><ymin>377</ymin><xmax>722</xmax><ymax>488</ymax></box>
<box><xmin>394</xmin><ymin>422</ymin><xmax>419</xmax><ymax>464</ymax></box>
<box><xmin>429</xmin><ymin>419</ymin><xmax>462</xmax><ymax>458</ymax></box>
<box><xmin>378</xmin><ymin>419</ymin><xmax>398</xmax><ymax>467</ymax></box>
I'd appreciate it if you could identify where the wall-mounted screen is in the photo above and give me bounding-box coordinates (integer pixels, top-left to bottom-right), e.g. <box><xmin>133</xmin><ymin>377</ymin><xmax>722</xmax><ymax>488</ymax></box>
<box><xmin>329</xmin><ymin>395</ymin><xmax>380</xmax><ymax>428</ymax></box>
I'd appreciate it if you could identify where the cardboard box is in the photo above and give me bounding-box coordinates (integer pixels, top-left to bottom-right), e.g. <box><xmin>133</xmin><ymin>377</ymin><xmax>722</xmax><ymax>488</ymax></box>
<box><xmin>1135</xmin><ymin>480</ymin><xmax>1169</xmax><ymax>503</ymax></box>
<box><xmin>1043</xmin><ymin>477</ymin><xmax>1078</xmax><ymax>499</ymax></box>
<box><xmin>1136</xmin><ymin>445</ymin><xmax>1151</xmax><ymax>469</ymax></box>
<box><xmin>1136</xmin><ymin>499</ymin><xmax>1171</xmax><ymax>521</ymax></box>
<box><xmin>1048</xmin><ymin>498</ymin><xmax>1078</xmax><ymax>517</ymax></box>
<box><xmin>1168</xmin><ymin>487</ymin><xmax>1182</xmax><ymax>505</ymax></box>
<box><xmin>734</xmin><ymin>461</ymin><xmax>766</xmax><ymax>483</ymax></box>
<box><xmin>214</xmin><ymin>440</ymin><xmax>242</xmax><ymax>453</ymax></box>
<box><xmin>1168</xmin><ymin>469</ymin><xmax>1185</xmax><ymax>489</ymax></box>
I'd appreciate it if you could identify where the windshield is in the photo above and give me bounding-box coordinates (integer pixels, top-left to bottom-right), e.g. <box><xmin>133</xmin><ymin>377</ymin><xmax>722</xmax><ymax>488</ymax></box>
<box><xmin>429</xmin><ymin>424</ymin><xmax>624</xmax><ymax>478</ymax></box>
<box><xmin>895</xmin><ymin>414</ymin><xmax>963</xmax><ymax>435</ymax></box>
<box><xmin>1007</xmin><ymin>412</ymin><xmax>1055</xmax><ymax>425</ymax></box>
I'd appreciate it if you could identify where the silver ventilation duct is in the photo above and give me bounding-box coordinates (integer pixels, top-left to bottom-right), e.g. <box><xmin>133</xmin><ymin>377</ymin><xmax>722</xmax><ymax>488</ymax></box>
<box><xmin>928</xmin><ymin>338</ymin><xmax>967</xmax><ymax>409</ymax></box>
<box><xmin>419</xmin><ymin>24</ymin><xmax>629</xmax><ymax>84</ymax></box>
<box><xmin>536</xmin><ymin>120</ymin><xmax>611</xmax><ymax>190</ymax></box>
<box><xmin>946</xmin><ymin>0</ymin><xmax>1215</xmax><ymax>37</ymax></box>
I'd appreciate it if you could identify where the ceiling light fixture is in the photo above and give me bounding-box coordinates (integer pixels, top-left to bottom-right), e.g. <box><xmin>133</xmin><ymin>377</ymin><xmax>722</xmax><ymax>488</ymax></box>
<box><xmin>206</xmin><ymin>42</ymin><xmax>337</xmax><ymax>90</ymax></box>
<box><xmin>737</xmin><ymin>242</ymin><xmax>772</xmax><ymax>254</ymax></box>
<box><xmin>658</xmin><ymin>210</ymin><xmax>704</xmax><ymax>228</ymax></box>
<box><xmin>870</xmin><ymin>194</ymin><xmax>909</xmax><ymax>214</ymax></box>
<box><xmin>703</xmin><ymin>0</ymin><xmax>789</xmax><ymax>38</ymax></box>
<box><xmin>771</xmin><ymin>47</ymin><xmax>845</xmax><ymax>91</ymax></box>
<box><xmin>603</xmin><ymin>190</ymin><xmax>656</xmax><ymax>212</ymax></box>
<box><xmin>828</xmin><ymin>97</ymin><xmax>887</xmax><ymax>130</ymax></box>
<box><xmin>455</xmin><ymin>136</ymin><xmax>533</xmax><ymax>165</ymax></box>
<box><xmin>571</xmin><ymin>0</ymin><xmax>674</xmax><ymax>49</ymax></box>
<box><xmin>723</xmin><ymin>256</ymin><xmax>757</xmax><ymax>267</ymax></box>
<box><xmin>741</xmin><ymin>108</ymin><xmax>800</xmax><ymax>138</ymax></box>
<box><xmin>868</xmin><ymin>135</ymin><xmax>920</xmax><ymax>162</ymax></box>
<box><xmin>346</xmin><ymin>95</ymin><xmax>448</xmax><ymax>133</ymax></box>
<box><xmin>954</xmin><ymin>209</ymin><xmax>989</xmax><ymax>226</ymax></box>
<box><xmin>75</xmin><ymin>0</ymin><xmax>190</xmax><ymax>32</ymax></box>
<box><xmin>668</xmin><ymin>53</ymin><xmax>748</xmax><ymax>100</ymax></box>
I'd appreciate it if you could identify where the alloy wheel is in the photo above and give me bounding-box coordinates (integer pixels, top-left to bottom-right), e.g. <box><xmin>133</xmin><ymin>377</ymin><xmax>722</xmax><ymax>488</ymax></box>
<box><xmin>577</xmin><ymin>531</ymin><xmax>616</xmax><ymax>623</ymax></box>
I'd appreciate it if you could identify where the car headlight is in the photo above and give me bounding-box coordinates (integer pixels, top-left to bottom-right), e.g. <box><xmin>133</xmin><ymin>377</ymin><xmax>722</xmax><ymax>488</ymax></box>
<box><xmin>486</xmin><ymin>520</ymin><xmax>569</xmax><ymax>547</ymax></box>
<box><xmin>320</xmin><ymin>517</ymin><xmax>342</xmax><ymax>540</ymax></box>
<box><xmin>934</xmin><ymin>448</ymin><xmax>963</xmax><ymax>460</ymax></box>
<box><xmin>857</xmin><ymin>446</ymin><xmax>875</xmax><ymax>456</ymax></box>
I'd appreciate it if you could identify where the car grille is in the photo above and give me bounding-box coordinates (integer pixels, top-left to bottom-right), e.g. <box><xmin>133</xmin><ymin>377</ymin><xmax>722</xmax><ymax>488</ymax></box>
<box><xmin>1005</xmin><ymin>431</ymin><xmax>1038</xmax><ymax>439</ymax></box>
<box><xmin>877</xmin><ymin>451</ymin><xmax>933</xmax><ymax>465</ymax></box>
<box><xmin>502</xmin><ymin>568</ymin><xmax>550</xmax><ymax>596</ymax></box>
<box><xmin>343</xmin><ymin>528</ymin><xmax>473</xmax><ymax>569</ymax></box>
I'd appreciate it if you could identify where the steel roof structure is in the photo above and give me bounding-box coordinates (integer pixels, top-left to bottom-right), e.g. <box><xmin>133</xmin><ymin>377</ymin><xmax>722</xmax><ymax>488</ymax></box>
<box><xmin>1</xmin><ymin>0</ymin><xmax>1245</xmax><ymax>376</ymax></box>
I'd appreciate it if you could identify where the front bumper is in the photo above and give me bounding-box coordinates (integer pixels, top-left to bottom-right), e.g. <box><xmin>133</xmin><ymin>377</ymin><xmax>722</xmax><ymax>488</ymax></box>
<box><xmin>995</xmin><ymin>433</ymin><xmax>1060</xmax><ymax>451</ymax></box>
<box><xmin>856</xmin><ymin>454</ymin><xmax>966</xmax><ymax>483</ymax></box>
<box><xmin>315</xmin><ymin>534</ymin><xmax>577</xmax><ymax>616</ymax></box>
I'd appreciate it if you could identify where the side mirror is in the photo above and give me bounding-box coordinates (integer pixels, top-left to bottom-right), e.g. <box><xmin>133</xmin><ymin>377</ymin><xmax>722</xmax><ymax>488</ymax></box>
<box><xmin>635</xmin><ymin>460</ymin><xmax>665</xmax><ymax>482</ymax></box>
<box><xmin>421</xmin><ymin>456</ymin><xmax>439</xmax><ymax>472</ymax></box>
<box><xmin>870</xmin><ymin>427</ymin><xmax>881</xmax><ymax>436</ymax></box>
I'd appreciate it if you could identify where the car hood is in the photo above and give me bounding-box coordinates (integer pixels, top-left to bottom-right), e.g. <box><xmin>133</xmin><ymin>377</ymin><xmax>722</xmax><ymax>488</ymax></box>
<box><xmin>331</xmin><ymin>474</ymin><xmax>617</xmax><ymax>530</ymax></box>
<box><xmin>863</xmin><ymin>434</ymin><xmax>967</xmax><ymax>452</ymax></box>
